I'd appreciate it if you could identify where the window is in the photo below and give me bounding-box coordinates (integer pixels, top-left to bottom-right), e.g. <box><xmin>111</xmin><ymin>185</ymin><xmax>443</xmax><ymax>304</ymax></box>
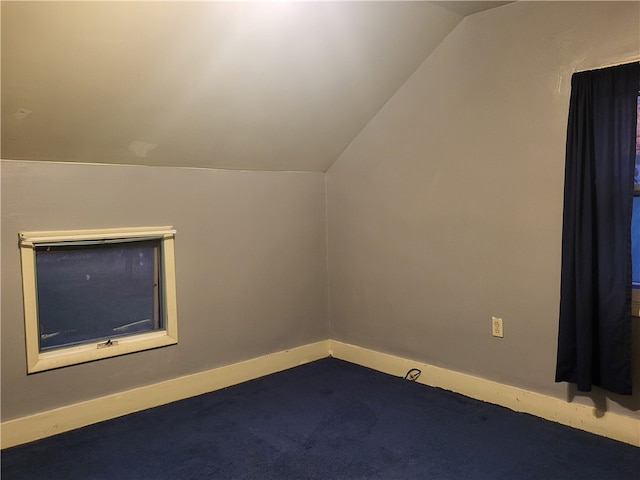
<box><xmin>632</xmin><ymin>96</ymin><xmax>640</xmax><ymax>316</ymax></box>
<box><xmin>19</xmin><ymin>227</ymin><xmax>178</xmax><ymax>373</ymax></box>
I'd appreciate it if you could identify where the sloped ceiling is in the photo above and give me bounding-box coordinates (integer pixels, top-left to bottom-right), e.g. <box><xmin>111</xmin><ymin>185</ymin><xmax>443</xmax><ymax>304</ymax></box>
<box><xmin>1</xmin><ymin>1</ymin><xmax>510</xmax><ymax>172</ymax></box>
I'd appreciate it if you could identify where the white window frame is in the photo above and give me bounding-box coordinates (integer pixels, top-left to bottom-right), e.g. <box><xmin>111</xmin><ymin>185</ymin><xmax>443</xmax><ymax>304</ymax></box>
<box><xmin>19</xmin><ymin>226</ymin><xmax>178</xmax><ymax>373</ymax></box>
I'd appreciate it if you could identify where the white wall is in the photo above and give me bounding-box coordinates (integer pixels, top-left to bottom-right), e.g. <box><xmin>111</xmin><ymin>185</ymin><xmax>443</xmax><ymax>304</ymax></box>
<box><xmin>327</xmin><ymin>1</ymin><xmax>640</xmax><ymax>417</ymax></box>
<box><xmin>1</xmin><ymin>160</ymin><xmax>328</xmax><ymax>420</ymax></box>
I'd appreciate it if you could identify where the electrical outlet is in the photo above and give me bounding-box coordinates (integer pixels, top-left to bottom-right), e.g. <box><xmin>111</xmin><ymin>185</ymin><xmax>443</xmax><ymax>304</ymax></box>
<box><xmin>492</xmin><ymin>316</ymin><xmax>504</xmax><ymax>338</ymax></box>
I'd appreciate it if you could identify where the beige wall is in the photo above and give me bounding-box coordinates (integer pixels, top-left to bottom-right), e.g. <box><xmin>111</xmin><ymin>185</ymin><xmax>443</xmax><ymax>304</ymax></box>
<box><xmin>327</xmin><ymin>1</ymin><xmax>640</xmax><ymax>417</ymax></box>
<box><xmin>1</xmin><ymin>160</ymin><xmax>328</xmax><ymax>420</ymax></box>
<box><xmin>1</xmin><ymin>1</ymin><xmax>461</xmax><ymax>172</ymax></box>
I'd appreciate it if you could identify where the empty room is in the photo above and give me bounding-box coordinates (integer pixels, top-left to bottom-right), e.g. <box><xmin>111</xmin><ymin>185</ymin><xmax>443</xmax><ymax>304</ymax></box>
<box><xmin>1</xmin><ymin>1</ymin><xmax>639</xmax><ymax>478</ymax></box>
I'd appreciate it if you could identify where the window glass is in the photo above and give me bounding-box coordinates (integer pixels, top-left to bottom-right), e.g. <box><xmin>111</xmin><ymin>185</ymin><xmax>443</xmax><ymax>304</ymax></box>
<box><xmin>637</xmin><ymin>95</ymin><xmax>640</xmax><ymax>176</ymax></box>
<box><xmin>632</xmin><ymin>198</ymin><xmax>640</xmax><ymax>286</ymax></box>
<box><xmin>632</xmin><ymin>96</ymin><xmax>640</xmax><ymax>288</ymax></box>
<box><xmin>36</xmin><ymin>241</ymin><xmax>161</xmax><ymax>351</ymax></box>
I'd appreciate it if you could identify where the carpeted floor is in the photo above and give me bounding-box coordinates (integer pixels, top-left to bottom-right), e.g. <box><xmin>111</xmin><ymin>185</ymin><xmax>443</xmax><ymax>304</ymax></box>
<box><xmin>2</xmin><ymin>357</ymin><xmax>639</xmax><ymax>479</ymax></box>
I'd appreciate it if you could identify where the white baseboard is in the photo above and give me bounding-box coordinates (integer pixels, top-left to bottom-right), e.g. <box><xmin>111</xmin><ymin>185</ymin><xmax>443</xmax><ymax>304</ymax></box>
<box><xmin>328</xmin><ymin>340</ymin><xmax>640</xmax><ymax>447</ymax></box>
<box><xmin>3</xmin><ymin>338</ymin><xmax>638</xmax><ymax>449</ymax></box>
<box><xmin>0</xmin><ymin>340</ymin><xmax>329</xmax><ymax>449</ymax></box>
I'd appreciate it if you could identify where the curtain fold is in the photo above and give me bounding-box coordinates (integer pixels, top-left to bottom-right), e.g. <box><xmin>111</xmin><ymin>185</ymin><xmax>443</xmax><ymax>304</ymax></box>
<box><xmin>556</xmin><ymin>62</ymin><xmax>639</xmax><ymax>395</ymax></box>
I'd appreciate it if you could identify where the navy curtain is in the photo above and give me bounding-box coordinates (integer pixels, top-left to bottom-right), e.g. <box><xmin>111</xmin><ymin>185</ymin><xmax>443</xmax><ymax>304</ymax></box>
<box><xmin>556</xmin><ymin>62</ymin><xmax>639</xmax><ymax>395</ymax></box>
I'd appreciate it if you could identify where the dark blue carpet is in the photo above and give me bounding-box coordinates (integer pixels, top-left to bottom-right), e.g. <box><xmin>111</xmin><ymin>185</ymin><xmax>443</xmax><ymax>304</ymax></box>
<box><xmin>2</xmin><ymin>357</ymin><xmax>639</xmax><ymax>479</ymax></box>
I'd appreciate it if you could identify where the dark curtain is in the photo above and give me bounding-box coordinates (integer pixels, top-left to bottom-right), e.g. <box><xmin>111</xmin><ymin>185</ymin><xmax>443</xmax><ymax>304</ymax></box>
<box><xmin>556</xmin><ymin>62</ymin><xmax>639</xmax><ymax>395</ymax></box>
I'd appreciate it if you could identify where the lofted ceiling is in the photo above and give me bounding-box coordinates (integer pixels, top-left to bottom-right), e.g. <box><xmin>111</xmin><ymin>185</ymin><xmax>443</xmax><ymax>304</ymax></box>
<box><xmin>1</xmin><ymin>1</ymin><xmax>511</xmax><ymax>172</ymax></box>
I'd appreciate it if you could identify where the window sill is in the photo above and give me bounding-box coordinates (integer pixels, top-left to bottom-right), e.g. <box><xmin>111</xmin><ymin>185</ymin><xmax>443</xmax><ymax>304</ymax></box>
<box><xmin>29</xmin><ymin>331</ymin><xmax>178</xmax><ymax>373</ymax></box>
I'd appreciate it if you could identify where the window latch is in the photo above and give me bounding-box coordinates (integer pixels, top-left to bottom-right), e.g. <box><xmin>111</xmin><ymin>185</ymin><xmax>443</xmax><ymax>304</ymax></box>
<box><xmin>97</xmin><ymin>339</ymin><xmax>118</xmax><ymax>349</ymax></box>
